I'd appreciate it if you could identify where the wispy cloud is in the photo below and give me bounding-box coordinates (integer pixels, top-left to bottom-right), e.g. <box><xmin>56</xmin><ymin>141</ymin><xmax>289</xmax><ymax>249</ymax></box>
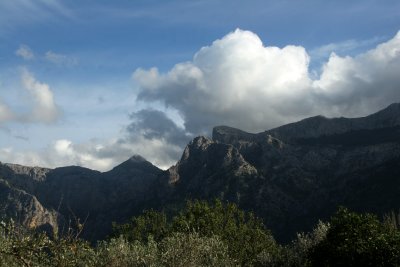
<box><xmin>15</xmin><ymin>44</ymin><xmax>35</xmax><ymax>60</ymax></box>
<box><xmin>0</xmin><ymin>101</ymin><xmax>14</xmax><ymax>123</ymax></box>
<box><xmin>20</xmin><ymin>68</ymin><xmax>61</xmax><ymax>123</ymax></box>
<box><xmin>14</xmin><ymin>44</ymin><xmax>79</xmax><ymax>66</ymax></box>
<box><xmin>45</xmin><ymin>51</ymin><xmax>78</xmax><ymax>66</ymax></box>
<box><xmin>0</xmin><ymin>68</ymin><xmax>61</xmax><ymax>125</ymax></box>
<box><xmin>310</xmin><ymin>36</ymin><xmax>385</xmax><ymax>60</ymax></box>
<box><xmin>0</xmin><ymin>0</ymin><xmax>74</xmax><ymax>35</ymax></box>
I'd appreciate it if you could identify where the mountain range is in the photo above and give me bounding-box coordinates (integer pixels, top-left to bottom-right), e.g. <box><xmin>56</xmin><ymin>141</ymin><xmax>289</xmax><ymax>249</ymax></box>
<box><xmin>1</xmin><ymin>103</ymin><xmax>400</xmax><ymax>242</ymax></box>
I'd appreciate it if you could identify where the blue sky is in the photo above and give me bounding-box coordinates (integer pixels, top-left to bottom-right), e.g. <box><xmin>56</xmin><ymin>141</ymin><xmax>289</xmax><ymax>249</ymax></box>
<box><xmin>0</xmin><ymin>0</ymin><xmax>399</xmax><ymax>170</ymax></box>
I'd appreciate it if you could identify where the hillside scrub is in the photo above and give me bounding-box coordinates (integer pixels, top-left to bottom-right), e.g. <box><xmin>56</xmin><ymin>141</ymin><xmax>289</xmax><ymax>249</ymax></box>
<box><xmin>308</xmin><ymin>207</ymin><xmax>400</xmax><ymax>267</ymax></box>
<box><xmin>1</xmin><ymin>202</ymin><xmax>400</xmax><ymax>266</ymax></box>
<box><xmin>113</xmin><ymin>199</ymin><xmax>280</xmax><ymax>266</ymax></box>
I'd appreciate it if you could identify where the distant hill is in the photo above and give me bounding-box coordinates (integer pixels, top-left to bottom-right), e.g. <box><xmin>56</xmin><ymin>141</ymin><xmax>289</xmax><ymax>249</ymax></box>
<box><xmin>1</xmin><ymin>103</ymin><xmax>400</xmax><ymax>242</ymax></box>
<box><xmin>0</xmin><ymin>155</ymin><xmax>162</xmax><ymax>240</ymax></box>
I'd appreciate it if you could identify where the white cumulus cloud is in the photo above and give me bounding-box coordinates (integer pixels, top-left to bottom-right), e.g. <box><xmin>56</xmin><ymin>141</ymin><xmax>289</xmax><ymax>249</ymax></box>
<box><xmin>313</xmin><ymin>31</ymin><xmax>400</xmax><ymax>116</ymax></box>
<box><xmin>135</xmin><ymin>29</ymin><xmax>400</xmax><ymax>133</ymax></box>
<box><xmin>3</xmin><ymin>29</ymin><xmax>400</xmax><ymax>171</ymax></box>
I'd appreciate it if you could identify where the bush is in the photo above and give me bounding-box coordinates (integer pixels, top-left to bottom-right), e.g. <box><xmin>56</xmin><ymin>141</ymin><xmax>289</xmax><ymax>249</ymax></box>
<box><xmin>159</xmin><ymin>232</ymin><xmax>234</xmax><ymax>267</ymax></box>
<box><xmin>308</xmin><ymin>207</ymin><xmax>400</xmax><ymax>267</ymax></box>
<box><xmin>6</xmin><ymin>202</ymin><xmax>400</xmax><ymax>266</ymax></box>
<box><xmin>0</xmin><ymin>219</ymin><xmax>51</xmax><ymax>267</ymax></box>
<box><xmin>172</xmin><ymin>199</ymin><xmax>279</xmax><ymax>266</ymax></box>
<box><xmin>112</xmin><ymin>209</ymin><xmax>169</xmax><ymax>243</ymax></box>
<box><xmin>95</xmin><ymin>232</ymin><xmax>233</xmax><ymax>267</ymax></box>
<box><xmin>114</xmin><ymin>199</ymin><xmax>279</xmax><ymax>266</ymax></box>
<box><xmin>275</xmin><ymin>220</ymin><xmax>329</xmax><ymax>267</ymax></box>
<box><xmin>0</xmin><ymin>219</ymin><xmax>96</xmax><ymax>267</ymax></box>
<box><xmin>96</xmin><ymin>236</ymin><xmax>159</xmax><ymax>267</ymax></box>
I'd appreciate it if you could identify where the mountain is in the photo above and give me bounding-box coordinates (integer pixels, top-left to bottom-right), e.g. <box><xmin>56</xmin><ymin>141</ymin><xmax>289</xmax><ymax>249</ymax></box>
<box><xmin>0</xmin><ymin>155</ymin><xmax>162</xmax><ymax>240</ymax></box>
<box><xmin>267</xmin><ymin>103</ymin><xmax>400</xmax><ymax>142</ymax></box>
<box><xmin>0</xmin><ymin>103</ymin><xmax>399</xmax><ymax>242</ymax></box>
<box><xmin>157</xmin><ymin>103</ymin><xmax>400</xmax><ymax>241</ymax></box>
<box><xmin>0</xmin><ymin>178</ymin><xmax>61</xmax><ymax>235</ymax></box>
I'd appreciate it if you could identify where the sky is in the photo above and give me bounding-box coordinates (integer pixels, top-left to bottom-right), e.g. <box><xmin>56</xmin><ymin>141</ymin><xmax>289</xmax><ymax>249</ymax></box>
<box><xmin>0</xmin><ymin>0</ymin><xmax>399</xmax><ymax>171</ymax></box>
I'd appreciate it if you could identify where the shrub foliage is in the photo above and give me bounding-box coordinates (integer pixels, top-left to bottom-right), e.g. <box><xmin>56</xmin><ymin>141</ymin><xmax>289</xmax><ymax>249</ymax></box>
<box><xmin>308</xmin><ymin>207</ymin><xmax>400</xmax><ymax>267</ymax></box>
<box><xmin>1</xmin><ymin>202</ymin><xmax>400</xmax><ymax>266</ymax></box>
<box><xmin>114</xmin><ymin>199</ymin><xmax>279</xmax><ymax>266</ymax></box>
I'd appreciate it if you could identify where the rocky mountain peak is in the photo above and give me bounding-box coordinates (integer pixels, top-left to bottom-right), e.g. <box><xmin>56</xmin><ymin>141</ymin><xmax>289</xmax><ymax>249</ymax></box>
<box><xmin>128</xmin><ymin>154</ymin><xmax>148</xmax><ymax>163</ymax></box>
<box><xmin>3</xmin><ymin>163</ymin><xmax>50</xmax><ymax>181</ymax></box>
<box><xmin>177</xmin><ymin>136</ymin><xmax>209</xmax><ymax>163</ymax></box>
<box><xmin>108</xmin><ymin>154</ymin><xmax>161</xmax><ymax>175</ymax></box>
<box><xmin>191</xmin><ymin>136</ymin><xmax>213</xmax><ymax>147</ymax></box>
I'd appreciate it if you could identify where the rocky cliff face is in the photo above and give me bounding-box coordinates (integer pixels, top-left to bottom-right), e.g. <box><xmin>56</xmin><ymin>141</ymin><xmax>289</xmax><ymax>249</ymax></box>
<box><xmin>0</xmin><ymin>103</ymin><xmax>399</xmax><ymax>242</ymax></box>
<box><xmin>161</xmin><ymin>136</ymin><xmax>258</xmax><ymax>204</ymax></box>
<box><xmin>0</xmin><ymin>179</ymin><xmax>61</xmax><ymax>235</ymax></box>
<box><xmin>160</xmin><ymin>103</ymin><xmax>400</xmax><ymax>241</ymax></box>
<box><xmin>0</xmin><ymin>155</ymin><xmax>162</xmax><ymax>241</ymax></box>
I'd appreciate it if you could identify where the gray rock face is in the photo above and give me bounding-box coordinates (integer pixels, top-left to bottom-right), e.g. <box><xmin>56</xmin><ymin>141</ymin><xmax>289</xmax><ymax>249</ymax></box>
<box><xmin>161</xmin><ymin>136</ymin><xmax>258</xmax><ymax>204</ymax></box>
<box><xmin>0</xmin><ymin>157</ymin><xmax>162</xmax><ymax>241</ymax></box>
<box><xmin>160</xmin><ymin>103</ymin><xmax>400</xmax><ymax>241</ymax></box>
<box><xmin>0</xmin><ymin>179</ymin><xmax>61</xmax><ymax>235</ymax></box>
<box><xmin>4</xmin><ymin>163</ymin><xmax>50</xmax><ymax>181</ymax></box>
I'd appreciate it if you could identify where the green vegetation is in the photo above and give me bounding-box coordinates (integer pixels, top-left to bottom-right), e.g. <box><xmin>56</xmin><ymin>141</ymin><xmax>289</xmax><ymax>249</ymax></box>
<box><xmin>0</xmin><ymin>219</ymin><xmax>96</xmax><ymax>267</ymax></box>
<box><xmin>1</xmin><ymin>202</ymin><xmax>400</xmax><ymax>266</ymax></box>
<box><xmin>113</xmin><ymin>199</ymin><xmax>279</xmax><ymax>266</ymax></box>
<box><xmin>308</xmin><ymin>207</ymin><xmax>400</xmax><ymax>267</ymax></box>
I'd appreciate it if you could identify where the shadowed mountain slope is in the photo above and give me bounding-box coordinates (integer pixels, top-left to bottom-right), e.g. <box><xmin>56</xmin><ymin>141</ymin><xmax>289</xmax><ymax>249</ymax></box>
<box><xmin>1</xmin><ymin>103</ymin><xmax>399</xmax><ymax>242</ymax></box>
<box><xmin>160</xmin><ymin>103</ymin><xmax>400</xmax><ymax>241</ymax></box>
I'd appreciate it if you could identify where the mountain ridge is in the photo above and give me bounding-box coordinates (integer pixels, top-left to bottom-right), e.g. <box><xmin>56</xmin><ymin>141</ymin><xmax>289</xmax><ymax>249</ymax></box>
<box><xmin>212</xmin><ymin>103</ymin><xmax>400</xmax><ymax>145</ymax></box>
<box><xmin>0</xmin><ymin>103</ymin><xmax>399</xmax><ymax>242</ymax></box>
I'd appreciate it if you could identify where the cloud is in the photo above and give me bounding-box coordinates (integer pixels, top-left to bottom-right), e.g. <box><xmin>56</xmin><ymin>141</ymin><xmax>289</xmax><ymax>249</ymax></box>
<box><xmin>0</xmin><ymin>134</ymin><xmax>180</xmax><ymax>171</ymax></box>
<box><xmin>20</xmin><ymin>68</ymin><xmax>61</xmax><ymax>123</ymax></box>
<box><xmin>14</xmin><ymin>44</ymin><xmax>78</xmax><ymax>66</ymax></box>
<box><xmin>312</xmin><ymin>31</ymin><xmax>400</xmax><ymax>116</ymax></box>
<box><xmin>127</xmin><ymin>109</ymin><xmax>190</xmax><ymax>147</ymax></box>
<box><xmin>0</xmin><ymin>0</ymin><xmax>74</xmax><ymax>35</ymax></box>
<box><xmin>135</xmin><ymin>29</ymin><xmax>400</xmax><ymax>133</ymax></box>
<box><xmin>0</xmin><ymin>139</ymin><xmax>115</xmax><ymax>171</ymax></box>
<box><xmin>0</xmin><ymin>101</ymin><xmax>14</xmax><ymax>123</ymax></box>
<box><xmin>309</xmin><ymin>36</ymin><xmax>385</xmax><ymax>60</ymax></box>
<box><xmin>3</xmin><ymin>29</ymin><xmax>400</xmax><ymax>172</ymax></box>
<box><xmin>0</xmin><ymin>108</ymin><xmax>189</xmax><ymax>171</ymax></box>
<box><xmin>135</xmin><ymin>29</ymin><xmax>312</xmax><ymax>132</ymax></box>
<box><xmin>45</xmin><ymin>51</ymin><xmax>78</xmax><ymax>66</ymax></box>
<box><xmin>15</xmin><ymin>44</ymin><xmax>35</xmax><ymax>60</ymax></box>
<box><xmin>50</xmin><ymin>139</ymin><xmax>115</xmax><ymax>170</ymax></box>
<box><xmin>0</xmin><ymin>69</ymin><xmax>60</xmax><ymax>125</ymax></box>
<box><xmin>122</xmin><ymin>108</ymin><xmax>191</xmax><ymax>167</ymax></box>
<box><xmin>0</xmin><ymin>110</ymin><xmax>186</xmax><ymax>171</ymax></box>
